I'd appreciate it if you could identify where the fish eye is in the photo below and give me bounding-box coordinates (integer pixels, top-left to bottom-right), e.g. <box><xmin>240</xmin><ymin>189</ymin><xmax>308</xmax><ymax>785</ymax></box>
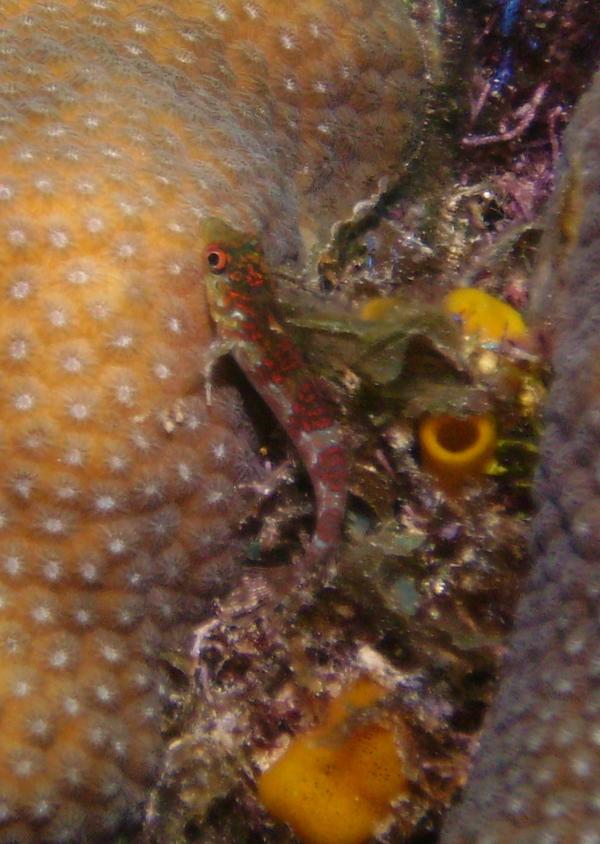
<box><xmin>205</xmin><ymin>244</ymin><xmax>229</xmax><ymax>273</ymax></box>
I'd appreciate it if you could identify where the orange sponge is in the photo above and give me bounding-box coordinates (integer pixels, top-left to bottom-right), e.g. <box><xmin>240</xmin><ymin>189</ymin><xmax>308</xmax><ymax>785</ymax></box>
<box><xmin>257</xmin><ymin>679</ymin><xmax>408</xmax><ymax>844</ymax></box>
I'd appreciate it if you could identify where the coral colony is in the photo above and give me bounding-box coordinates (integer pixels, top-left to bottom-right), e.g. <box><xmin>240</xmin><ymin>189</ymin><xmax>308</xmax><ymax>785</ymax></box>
<box><xmin>0</xmin><ymin>1</ymin><xmax>598</xmax><ymax>842</ymax></box>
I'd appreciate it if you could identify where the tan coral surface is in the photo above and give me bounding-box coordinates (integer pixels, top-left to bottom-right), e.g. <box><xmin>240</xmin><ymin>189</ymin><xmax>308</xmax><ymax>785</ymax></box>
<box><xmin>0</xmin><ymin>1</ymin><xmax>428</xmax><ymax>840</ymax></box>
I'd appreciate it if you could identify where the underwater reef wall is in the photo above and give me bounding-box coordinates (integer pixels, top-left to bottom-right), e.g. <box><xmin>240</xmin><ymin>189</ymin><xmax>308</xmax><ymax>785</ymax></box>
<box><xmin>441</xmin><ymin>65</ymin><xmax>600</xmax><ymax>842</ymax></box>
<box><xmin>0</xmin><ymin>1</ymin><xmax>430</xmax><ymax>841</ymax></box>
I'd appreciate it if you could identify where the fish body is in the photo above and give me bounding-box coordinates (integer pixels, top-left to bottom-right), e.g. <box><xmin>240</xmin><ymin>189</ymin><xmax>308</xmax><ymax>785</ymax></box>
<box><xmin>203</xmin><ymin>218</ymin><xmax>348</xmax><ymax>567</ymax></box>
<box><xmin>0</xmin><ymin>1</ymin><xmax>428</xmax><ymax>840</ymax></box>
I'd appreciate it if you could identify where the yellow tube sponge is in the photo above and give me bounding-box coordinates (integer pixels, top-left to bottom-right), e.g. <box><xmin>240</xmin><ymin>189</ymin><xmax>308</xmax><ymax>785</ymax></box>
<box><xmin>257</xmin><ymin>678</ymin><xmax>408</xmax><ymax>844</ymax></box>
<box><xmin>443</xmin><ymin>288</ymin><xmax>527</xmax><ymax>343</ymax></box>
<box><xmin>419</xmin><ymin>414</ymin><xmax>497</xmax><ymax>492</ymax></box>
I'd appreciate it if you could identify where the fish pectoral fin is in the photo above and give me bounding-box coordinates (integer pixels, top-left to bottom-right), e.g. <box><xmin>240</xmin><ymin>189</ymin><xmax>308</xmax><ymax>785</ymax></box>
<box><xmin>267</xmin><ymin>313</ymin><xmax>284</xmax><ymax>333</ymax></box>
<box><xmin>203</xmin><ymin>338</ymin><xmax>236</xmax><ymax>406</ymax></box>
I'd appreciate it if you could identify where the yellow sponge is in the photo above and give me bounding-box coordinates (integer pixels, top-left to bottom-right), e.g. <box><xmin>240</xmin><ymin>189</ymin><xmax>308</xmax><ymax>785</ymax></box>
<box><xmin>443</xmin><ymin>288</ymin><xmax>526</xmax><ymax>343</ymax></box>
<box><xmin>257</xmin><ymin>679</ymin><xmax>407</xmax><ymax>844</ymax></box>
<box><xmin>419</xmin><ymin>414</ymin><xmax>497</xmax><ymax>493</ymax></box>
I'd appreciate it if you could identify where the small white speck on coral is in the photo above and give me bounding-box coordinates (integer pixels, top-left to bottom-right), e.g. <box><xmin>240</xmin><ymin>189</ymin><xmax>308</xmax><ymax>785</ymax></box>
<box><xmin>7</xmin><ymin>335</ymin><xmax>30</xmax><ymax>361</ymax></box>
<box><xmin>27</xmin><ymin>715</ymin><xmax>53</xmax><ymax>743</ymax></box>
<box><xmin>243</xmin><ymin>2</ymin><xmax>261</xmax><ymax>18</ymax></box>
<box><xmin>115</xmin><ymin>241</ymin><xmax>137</xmax><ymax>259</ymax></box>
<box><xmin>67</xmin><ymin>399</ymin><xmax>92</xmax><ymax>422</ymax></box>
<box><xmin>29</xmin><ymin>797</ymin><xmax>54</xmax><ymax>820</ymax></box>
<box><xmin>94</xmin><ymin>493</ymin><xmax>118</xmax><ymax>513</ymax></box>
<box><xmin>48</xmin><ymin>306</ymin><xmax>69</xmax><ymax>328</ymax></box>
<box><xmin>131</xmin><ymin>19</ymin><xmax>151</xmax><ymax>34</ymax></box>
<box><xmin>75</xmin><ymin>178</ymin><xmax>97</xmax><ymax>195</ymax></box>
<box><xmin>280</xmin><ymin>31</ymin><xmax>296</xmax><ymax>50</ymax></box>
<box><xmin>16</xmin><ymin>146</ymin><xmax>35</xmax><ymax>162</ymax></box>
<box><xmin>88</xmin><ymin>299</ymin><xmax>113</xmax><ymax>321</ymax></box>
<box><xmin>78</xmin><ymin>558</ymin><xmax>101</xmax><ymax>584</ymax></box>
<box><xmin>13</xmin><ymin>391</ymin><xmax>36</xmax><ymax>412</ymax></box>
<box><xmin>46</xmin><ymin>123</ymin><xmax>66</xmax><ymax>138</ymax></box>
<box><xmin>63</xmin><ymin>446</ymin><xmax>87</xmax><ymax>467</ymax></box>
<box><xmin>113</xmin><ymin>381</ymin><xmax>137</xmax><ymax>407</ymax></box>
<box><xmin>111</xmin><ymin>738</ymin><xmax>128</xmax><ymax>760</ymax></box>
<box><xmin>167</xmin><ymin>261</ymin><xmax>183</xmax><ymax>276</ymax></box>
<box><xmin>40</xmin><ymin>515</ymin><xmax>68</xmax><ymax>536</ymax></box>
<box><xmin>166</xmin><ymin>315</ymin><xmax>183</xmax><ymax>334</ymax></box>
<box><xmin>105</xmin><ymin>452</ymin><xmax>130</xmax><ymax>474</ymax></box>
<box><xmin>86</xmin><ymin>215</ymin><xmax>105</xmax><ymax>233</ymax></box>
<box><xmin>3</xmin><ymin>554</ymin><xmax>24</xmax><ymax>578</ymax></box>
<box><xmin>0</xmin><ymin>182</ymin><xmax>15</xmax><ymax>201</ymax></box>
<box><xmin>31</xmin><ymin>604</ymin><xmax>55</xmax><ymax>625</ymax></box>
<box><xmin>94</xmin><ymin>682</ymin><xmax>118</xmax><ymax>705</ymax></box>
<box><xmin>48</xmin><ymin>648</ymin><xmax>71</xmax><ymax>670</ymax></box>
<box><xmin>12</xmin><ymin>677</ymin><xmax>34</xmax><ymax>699</ymax></box>
<box><xmin>207</xmin><ymin>489</ymin><xmax>226</xmax><ymax>506</ymax></box>
<box><xmin>153</xmin><ymin>362</ymin><xmax>172</xmax><ymax>380</ymax></box>
<box><xmin>73</xmin><ymin>608</ymin><xmax>93</xmax><ymax>627</ymax></box>
<box><xmin>7</xmin><ymin>227</ymin><xmax>27</xmax><ymax>247</ymax></box>
<box><xmin>41</xmin><ymin>557</ymin><xmax>63</xmax><ymax>582</ymax></box>
<box><xmin>117</xmin><ymin>200</ymin><xmax>137</xmax><ymax>216</ymax></box>
<box><xmin>106</xmin><ymin>534</ymin><xmax>128</xmax><ymax>556</ymax></box>
<box><xmin>87</xmin><ymin>721</ymin><xmax>109</xmax><ymax>750</ymax></box>
<box><xmin>0</xmin><ymin>622</ymin><xmax>29</xmax><ymax>657</ymax></box>
<box><xmin>61</xmin><ymin>354</ymin><xmax>84</xmax><ymax>374</ymax></box>
<box><xmin>63</xmin><ymin>146</ymin><xmax>81</xmax><ymax>163</ymax></box>
<box><xmin>19</xmin><ymin>425</ymin><xmax>50</xmax><ymax>453</ymax></box>
<box><xmin>10</xmin><ymin>472</ymin><xmax>36</xmax><ymax>499</ymax></box>
<box><xmin>109</xmin><ymin>331</ymin><xmax>135</xmax><ymax>350</ymax></box>
<box><xmin>174</xmin><ymin>49</ymin><xmax>194</xmax><ymax>65</ymax></box>
<box><xmin>99</xmin><ymin>643</ymin><xmax>123</xmax><ymax>665</ymax></box>
<box><xmin>126</xmin><ymin>565</ymin><xmax>144</xmax><ymax>589</ymax></box>
<box><xmin>83</xmin><ymin>114</ymin><xmax>101</xmax><ymax>129</ymax></box>
<box><xmin>130</xmin><ymin>430</ymin><xmax>155</xmax><ymax>453</ymax></box>
<box><xmin>48</xmin><ymin>228</ymin><xmax>70</xmax><ymax>249</ymax></box>
<box><xmin>126</xmin><ymin>665</ymin><xmax>151</xmax><ymax>692</ymax></box>
<box><xmin>9</xmin><ymin>748</ymin><xmax>41</xmax><ymax>779</ymax></box>
<box><xmin>34</xmin><ymin>176</ymin><xmax>54</xmax><ymax>194</ymax></box>
<box><xmin>124</xmin><ymin>43</ymin><xmax>144</xmax><ymax>57</ymax></box>
<box><xmin>211</xmin><ymin>441</ymin><xmax>227</xmax><ymax>461</ymax></box>
<box><xmin>63</xmin><ymin>695</ymin><xmax>82</xmax><ymax>718</ymax></box>
<box><xmin>66</xmin><ymin>267</ymin><xmax>92</xmax><ymax>285</ymax></box>
<box><xmin>141</xmin><ymin>700</ymin><xmax>160</xmax><ymax>724</ymax></box>
<box><xmin>102</xmin><ymin>145</ymin><xmax>121</xmax><ymax>160</ymax></box>
<box><xmin>9</xmin><ymin>278</ymin><xmax>32</xmax><ymax>300</ymax></box>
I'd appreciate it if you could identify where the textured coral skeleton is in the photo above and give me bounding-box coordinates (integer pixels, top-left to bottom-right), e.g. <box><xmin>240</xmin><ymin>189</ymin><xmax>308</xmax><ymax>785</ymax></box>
<box><xmin>0</xmin><ymin>1</ymin><xmax>429</xmax><ymax>840</ymax></box>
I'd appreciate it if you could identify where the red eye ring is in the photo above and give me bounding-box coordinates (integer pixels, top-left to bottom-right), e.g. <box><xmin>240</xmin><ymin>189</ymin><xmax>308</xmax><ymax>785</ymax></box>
<box><xmin>205</xmin><ymin>244</ymin><xmax>229</xmax><ymax>274</ymax></box>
